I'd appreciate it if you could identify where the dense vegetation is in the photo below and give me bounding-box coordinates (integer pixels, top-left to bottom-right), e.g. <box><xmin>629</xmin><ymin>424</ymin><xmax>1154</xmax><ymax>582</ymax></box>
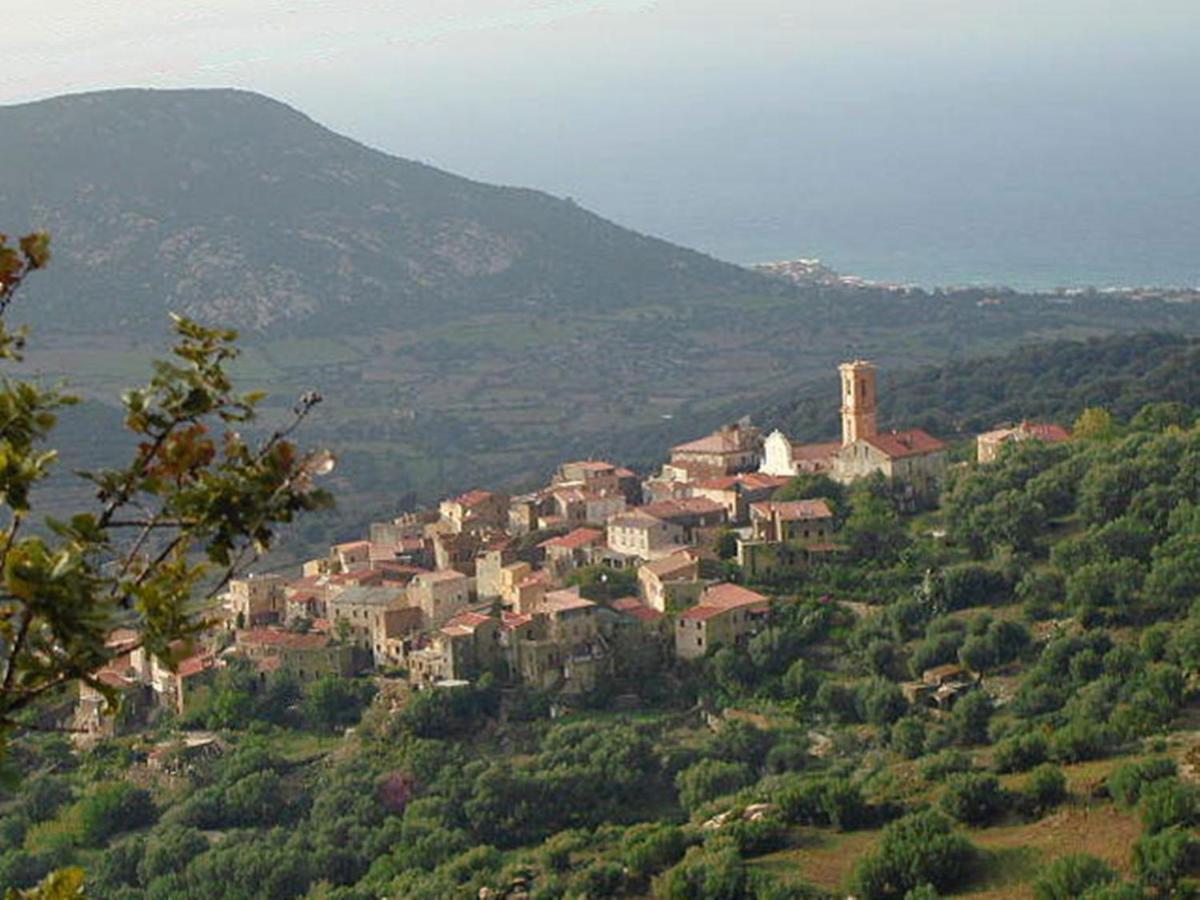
<box><xmin>6</xmin><ymin>395</ymin><xmax>1200</xmax><ymax>897</ymax></box>
<box><xmin>759</xmin><ymin>332</ymin><xmax>1200</xmax><ymax>445</ymax></box>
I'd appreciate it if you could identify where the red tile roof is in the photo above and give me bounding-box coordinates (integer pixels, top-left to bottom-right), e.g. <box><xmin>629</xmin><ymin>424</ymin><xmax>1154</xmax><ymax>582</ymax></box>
<box><xmin>238</xmin><ymin>629</ymin><xmax>332</xmax><ymax>651</ymax></box>
<box><xmin>442</xmin><ymin>611</ymin><xmax>494</xmax><ymax>633</ymax></box>
<box><xmin>790</xmin><ymin>441</ymin><xmax>841</xmax><ymax>462</ymax></box>
<box><xmin>672</xmin><ymin>427</ymin><xmax>757</xmax><ymax>455</ymax></box>
<box><xmin>449</xmin><ymin>489</ymin><xmax>494</xmax><ymax>508</ymax></box>
<box><xmin>540</xmin><ymin>527</ymin><xmax>605</xmax><ymax>550</ymax></box>
<box><xmin>862</xmin><ymin>428</ymin><xmax>946</xmax><ymax>459</ymax></box>
<box><xmin>641</xmin><ymin>553</ymin><xmax>698</xmax><ymax>580</ymax></box>
<box><xmin>751</xmin><ymin>499</ymin><xmax>834</xmax><ymax>521</ymax></box>
<box><xmin>541</xmin><ymin>588</ymin><xmax>596</xmax><ymax>614</ymax></box>
<box><xmin>501</xmin><ymin>611</ymin><xmax>534</xmax><ymax>630</ymax></box>
<box><xmin>699</xmin><ymin>582</ymin><xmax>769</xmax><ymax>609</ymax></box>
<box><xmin>178</xmin><ymin>653</ymin><xmax>217</xmax><ymax>679</ymax></box>
<box><xmin>1022</xmin><ymin>422</ymin><xmax>1071</xmax><ymax>442</ymax></box>
<box><xmin>612</xmin><ymin>596</ymin><xmax>665</xmax><ymax>622</ymax></box>
<box><xmin>640</xmin><ymin>498</ymin><xmax>726</xmax><ymax>520</ymax></box>
<box><xmin>416</xmin><ymin>569</ymin><xmax>469</xmax><ymax>584</ymax></box>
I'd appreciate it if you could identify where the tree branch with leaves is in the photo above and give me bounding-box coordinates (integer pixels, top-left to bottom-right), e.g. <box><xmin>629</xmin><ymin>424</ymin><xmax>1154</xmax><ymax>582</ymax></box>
<box><xmin>0</xmin><ymin>231</ymin><xmax>333</xmax><ymax>753</ymax></box>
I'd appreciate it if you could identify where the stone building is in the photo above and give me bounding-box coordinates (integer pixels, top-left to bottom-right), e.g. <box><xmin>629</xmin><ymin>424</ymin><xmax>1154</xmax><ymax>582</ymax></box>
<box><xmin>674</xmin><ymin>583</ymin><xmax>769</xmax><ymax>660</ymax></box>
<box><xmin>977</xmin><ymin>421</ymin><xmax>1071</xmax><ymax>463</ymax></box>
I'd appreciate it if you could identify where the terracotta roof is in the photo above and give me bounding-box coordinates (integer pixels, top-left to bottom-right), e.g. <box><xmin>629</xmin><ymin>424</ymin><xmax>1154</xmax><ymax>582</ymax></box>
<box><xmin>416</xmin><ymin>569</ymin><xmax>469</xmax><ymax>584</ymax></box>
<box><xmin>95</xmin><ymin>668</ymin><xmax>137</xmax><ymax>689</ymax></box>
<box><xmin>612</xmin><ymin>596</ymin><xmax>665</xmax><ymax>622</ymax></box>
<box><xmin>790</xmin><ymin>441</ymin><xmax>841</xmax><ymax>462</ymax></box>
<box><xmin>1022</xmin><ymin>422</ymin><xmax>1070</xmax><ymax>442</ymax></box>
<box><xmin>518</xmin><ymin>569</ymin><xmax>552</xmax><ymax>589</ymax></box>
<box><xmin>449</xmin><ymin>489</ymin><xmax>494</xmax><ymax>508</ymax></box>
<box><xmin>679</xmin><ymin>604</ymin><xmax>737</xmax><ymax>621</ymax></box>
<box><xmin>641</xmin><ymin>553</ymin><xmax>697</xmax><ymax>580</ymax></box>
<box><xmin>615</xmin><ymin>467</ymin><xmax>637</xmax><ymax>478</ymax></box>
<box><xmin>540</xmin><ymin>527</ymin><xmax>605</xmax><ymax>550</ymax></box>
<box><xmin>334</xmin><ymin>540</ymin><xmax>370</xmax><ymax>553</ymax></box>
<box><xmin>330</xmin><ymin>585</ymin><xmax>406</xmax><ymax>608</ymax></box>
<box><xmin>693</xmin><ymin>473</ymin><xmax>791</xmax><ymax>492</ymax></box>
<box><xmin>178</xmin><ymin>653</ymin><xmax>217</xmax><ymax>678</ymax></box>
<box><xmin>672</xmin><ymin>427</ymin><xmax>756</xmax><ymax>455</ymax></box>
<box><xmin>501</xmin><ymin>611</ymin><xmax>534</xmax><ymax>630</ymax></box>
<box><xmin>862</xmin><ymin>428</ymin><xmax>946</xmax><ymax>459</ymax></box>
<box><xmin>751</xmin><ymin>499</ymin><xmax>834</xmax><ymax>521</ymax></box>
<box><xmin>699</xmin><ymin>582</ymin><xmax>769</xmax><ymax>609</ymax></box>
<box><xmin>541</xmin><ymin>588</ymin><xmax>596</xmax><ymax>614</ymax></box>
<box><xmin>442</xmin><ymin>611</ymin><xmax>494</xmax><ymax>633</ymax></box>
<box><xmin>608</xmin><ymin>510</ymin><xmax>666</xmax><ymax>529</ymax></box>
<box><xmin>639</xmin><ymin>498</ymin><xmax>726</xmax><ymax>520</ymax></box>
<box><xmin>238</xmin><ymin>629</ymin><xmax>332</xmax><ymax>651</ymax></box>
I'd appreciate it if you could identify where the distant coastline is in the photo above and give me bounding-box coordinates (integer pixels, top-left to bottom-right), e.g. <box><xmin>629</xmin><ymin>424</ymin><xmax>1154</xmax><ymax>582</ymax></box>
<box><xmin>752</xmin><ymin>257</ymin><xmax>1200</xmax><ymax>300</ymax></box>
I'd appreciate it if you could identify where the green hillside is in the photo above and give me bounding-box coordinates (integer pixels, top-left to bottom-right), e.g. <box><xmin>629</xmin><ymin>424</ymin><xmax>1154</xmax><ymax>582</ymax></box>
<box><xmin>7</xmin><ymin>390</ymin><xmax>1200</xmax><ymax>898</ymax></box>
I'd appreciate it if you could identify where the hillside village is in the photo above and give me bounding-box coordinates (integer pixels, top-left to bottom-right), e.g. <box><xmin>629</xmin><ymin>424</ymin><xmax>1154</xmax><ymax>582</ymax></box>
<box><xmin>77</xmin><ymin>360</ymin><xmax>1071</xmax><ymax>739</ymax></box>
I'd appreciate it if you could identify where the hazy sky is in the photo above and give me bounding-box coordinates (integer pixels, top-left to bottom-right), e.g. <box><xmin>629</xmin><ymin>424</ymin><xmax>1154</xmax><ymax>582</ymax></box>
<box><xmin>8</xmin><ymin>2</ymin><xmax>1200</xmax><ymax>285</ymax></box>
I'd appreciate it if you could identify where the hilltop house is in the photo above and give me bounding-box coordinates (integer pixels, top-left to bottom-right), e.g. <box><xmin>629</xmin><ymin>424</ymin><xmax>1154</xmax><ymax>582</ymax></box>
<box><xmin>408</xmin><ymin>569</ymin><xmax>473</xmax><ymax>629</ymax></box>
<box><xmin>976</xmin><ymin>421</ymin><xmax>1071</xmax><ymax>463</ymax></box>
<box><xmin>235</xmin><ymin>629</ymin><xmax>356</xmax><ymax>682</ymax></box>
<box><xmin>749</xmin><ymin>499</ymin><xmax>835</xmax><ymax>543</ymax></box>
<box><xmin>664</xmin><ymin>422</ymin><xmax>763</xmax><ymax>482</ymax></box>
<box><xmin>675</xmin><ymin>583</ymin><xmax>770</xmax><ymax>660</ymax></box>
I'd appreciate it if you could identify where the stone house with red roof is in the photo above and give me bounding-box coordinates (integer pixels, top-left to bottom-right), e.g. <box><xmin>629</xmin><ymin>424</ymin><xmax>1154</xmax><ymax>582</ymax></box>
<box><xmin>539</xmin><ymin>527</ymin><xmax>606</xmax><ymax>576</ymax></box>
<box><xmin>439</xmin><ymin>489</ymin><xmax>509</xmax><ymax>534</ymax></box>
<box><xmin>749</xmin><ymin>499</ymin><xmax>835</xmax><ymax>543</ymax></box>
<box><xmin>688</xmin><ymin>472</ymin><xmax>791</xmax><ymax>523</ymax></box>
<box><xmin>976</xmin><ymin>421</ymin><xmax>1071</xmax><ymax>464</ymax></box>
<box><xmin>606</xmin><ymin>509</ymin><xmax>687</xmax><ymax>561</ymax></box>
<box><xmin>675</xmin><ymin>583</ymin><xmax>770</xmax><ymax>660</ymax></box>
<box><xmin>637</xmin><ymin>552</ymin><xmax>706</xmax><ymax>613</ymax></box>
<box><xmin>832</xmin><ymin>428</ymin><xmax>948</xmax><ymax>500</ymax></box>
<box><xmin>236</xmin><ymin>629</ymin><xmax>355</xmax><ymax>682</ymax></box>
<box><xmin>665</xmin><ymin>422</ymin><xmax>763</xmax><ymax>481</ymax></box>
<box><xmin>408</xmin><ymin>569</ymin><xmax>473</xmax><ymax>629</ymax></box>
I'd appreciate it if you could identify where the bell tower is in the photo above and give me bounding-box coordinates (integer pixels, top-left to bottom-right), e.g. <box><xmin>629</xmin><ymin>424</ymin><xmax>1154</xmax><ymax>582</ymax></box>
<box><xmin>839</xmin><ymin>360</ymin><xmax>878</xmax><ymax>445</ymax></box>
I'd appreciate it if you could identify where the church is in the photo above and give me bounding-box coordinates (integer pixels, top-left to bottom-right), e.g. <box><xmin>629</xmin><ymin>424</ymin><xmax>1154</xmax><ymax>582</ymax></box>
<box><xmin>760</xmin><ymin>360</ymin><xmax>947</xmax><ymax>500</ymax></box>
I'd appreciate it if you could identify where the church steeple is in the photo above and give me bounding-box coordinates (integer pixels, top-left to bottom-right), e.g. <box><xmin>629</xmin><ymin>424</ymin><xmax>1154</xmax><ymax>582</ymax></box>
<box><xmin>839</xmin><ymin>360</ymin><xmax>878</xmax><ymax>446</ymax></box>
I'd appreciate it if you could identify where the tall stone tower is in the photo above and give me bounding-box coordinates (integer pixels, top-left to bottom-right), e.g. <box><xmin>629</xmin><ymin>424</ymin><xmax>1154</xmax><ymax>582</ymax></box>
<box><xmin>839</xmin><ymin>360</ymin><xmax>878</xmax><ymax>446</ymax></box>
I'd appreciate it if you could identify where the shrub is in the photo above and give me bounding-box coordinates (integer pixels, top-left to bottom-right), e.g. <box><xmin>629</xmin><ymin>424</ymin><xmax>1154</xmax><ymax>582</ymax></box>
<box><xmin>1107</xmin><ymin>757</ymin><xmax>1176</xmax><ymax>809</ymax></box>
<box><xmin>862</xmin><ymin>679</ymin><xmax>909</xmax><ymax>726</ymax></box>
<box><xmin>919</xmin><ymin>750</ymin><xmax>972</xmax><ymax>783</ymax></box>
<box><xmin>951</xmin><ymin>692</ymin><xmax>994</xmax><ymax>746</ymax></box>
<box><xmin>654</xmin><ymin>837</ymin><xmax>749</xmax><ymax>900</ymax></box>
<box><xmin>621</xmin><ymin>823</ymin><xmax>690</xmax><ymax>880</ymax></box>
<box><xmin>850</xmin><ymin>810</ymin><xmax>975</xmax><ymax>900</ymax></box>
<box><xmin>1032</xmin><ymin>854</ymin><xmax>1115</xmax><ymax>900</ymax></box>
<box><xmin>76</xmin><ymin>783</ymin><xmax>156</xmax><ymax>846</ymax></box>
<box><xmin>993</xmin><ymin>732</ymin><xmax>1048</xmax><ymax>773</ymax></box>
<box><xmin>939</xmin><ymin>773</ymin><xmax>1009</xmax><ymax>826</ymax></box>
<box><xmin>776</xmin><ymin>776</ymin><xmax>868</xmax><ymax>830</ymax></box>
<box><xmin>891</xmin><ymin>717</ymin><xmax>927</xmax><ymax>760</ymax></box>
<box><xmin>1139</xmin><ymin>778</ymin><xmax>1200</xmax><ymax>834</ymax></box>
<box><xmin>674</xmin><ymin>760</ymin><xmax>755</xmax><ymax>814</ymax></box>
<box><xmin>1048</xmin><ymin>719</ymin><xmax>1114</xmax><ymax>763</ymax></box>
<box><xmin>765</xmin><ymin>740</ymin><xmax>810</xmax><ymax>774</ymax></box>
<box><xmin>943</xmin><ymin>564</ymin><xmax>1012</xmax><ymax>610</ymax></box>
<box><xmin>1133</xmin><ymin>827</ymin><xmax>1199</xmax><ymax>892</ymax></box>
<box><xmin>1024</xmin><ymin>765</ymin><xmax>1068</xmax><ymax>814</ymax></box>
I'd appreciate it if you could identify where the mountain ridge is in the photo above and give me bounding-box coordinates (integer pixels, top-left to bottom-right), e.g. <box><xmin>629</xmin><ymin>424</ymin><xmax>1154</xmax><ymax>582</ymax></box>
<box><xmin>0</xmin><ymin>87</ymin><xmax>768</xmax><ymax>333</ymax></box>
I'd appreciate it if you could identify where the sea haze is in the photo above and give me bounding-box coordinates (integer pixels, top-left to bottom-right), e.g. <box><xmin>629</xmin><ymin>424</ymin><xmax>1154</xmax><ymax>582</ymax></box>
<box><xmin>283</xmin><ymin>6</ymin><xmax>1200</xmax><ymax>291</ymax></box>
